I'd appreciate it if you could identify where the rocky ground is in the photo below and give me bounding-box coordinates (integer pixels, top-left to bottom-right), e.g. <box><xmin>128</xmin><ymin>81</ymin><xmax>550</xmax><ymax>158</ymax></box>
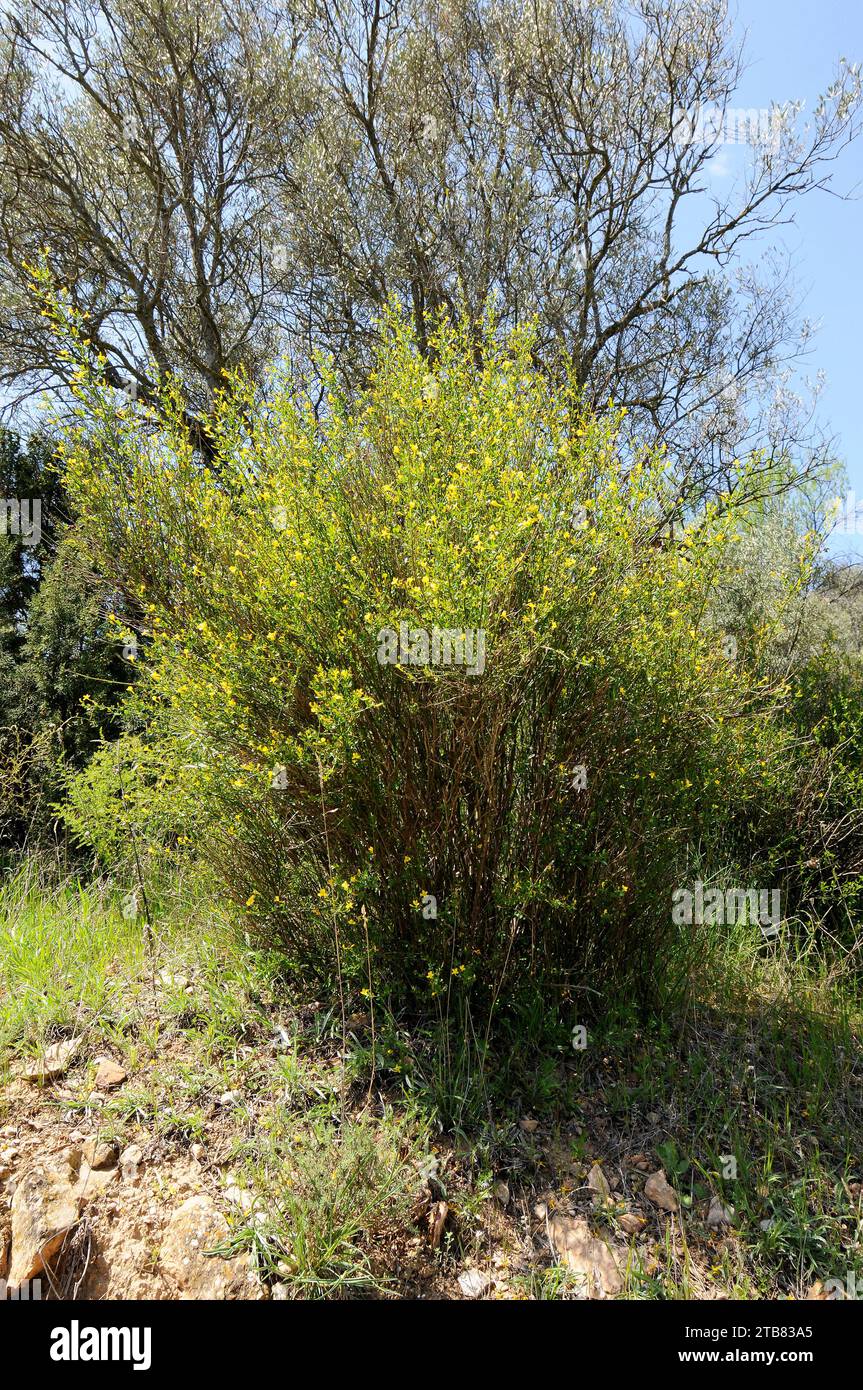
<box><xmin>0</xmin><ymin>1024</ymin><xmax>814</xmax><ymax>1303</ymax></box>
<box><xmin>1</xmin><ymin>1057</ymin><xmax>260</xmax><ymax>1299</ymax></box>
<box><xmin>0</xmin><ymin>1011</ymin><xmax>729</xmax><ymax>1301</ymax></box>
<box><xmin>1</xmin><ymin>883</ymin><xmax>859</xmax><ymax>1301</ymax></box>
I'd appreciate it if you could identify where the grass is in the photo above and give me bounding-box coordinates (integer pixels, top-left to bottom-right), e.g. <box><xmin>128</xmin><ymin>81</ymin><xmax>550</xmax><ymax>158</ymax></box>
<box><xmin>1</xmin><ymin>859</ymin><xmax>861</xmax><ymax>1300</ymax></box>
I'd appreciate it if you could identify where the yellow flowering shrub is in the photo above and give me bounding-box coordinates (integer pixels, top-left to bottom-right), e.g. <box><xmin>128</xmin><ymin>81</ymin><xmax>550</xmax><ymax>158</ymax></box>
<box><xmin>40</xmin><ymin>269</ymin><xmax>801</xmax><ymax>1002</ymax></box>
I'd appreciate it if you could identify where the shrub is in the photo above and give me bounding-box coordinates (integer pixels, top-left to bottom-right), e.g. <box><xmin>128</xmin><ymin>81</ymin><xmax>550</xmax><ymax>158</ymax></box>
<box><xmin>47</xmin><ymin>280</ymin><xmax>804</xmax><ymax>1007</ymax></box>
<box><xmin>59</xmin><ymin>731</ymin><xmax>211</xmax><ymax>874</ymax></box>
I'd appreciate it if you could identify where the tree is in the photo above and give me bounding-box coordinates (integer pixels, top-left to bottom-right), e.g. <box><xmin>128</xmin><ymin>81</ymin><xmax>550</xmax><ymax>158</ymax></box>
<box><xmin>0</xmin><ymin>0</ymin><xmax>298</xmax><ymax>459</ymax></box>
<box><xmin>0</xmin><ymin>427</ymin><xmax>127</xmax><ymax>849</ymax></box>
<box><xmin>0</xmin><ymin>0</ymin><xmax>860</xmax><ymax>507</ymax></box>
<box><xmin>0</xmin><ymin>426</ymin><xmax>65</xmax><ymax>656</ymax></box>
<box><xmin>284</xmin><ymin>0</ymin><xmax>860</xmax><ymax>507</ymax></box>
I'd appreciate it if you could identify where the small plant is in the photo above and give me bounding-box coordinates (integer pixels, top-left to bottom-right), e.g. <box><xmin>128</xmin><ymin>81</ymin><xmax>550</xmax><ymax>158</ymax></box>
<box><xmin>243</xmin><ymin>1112</ymin><xmax>423</xmax><ymax>1298</ymax></box>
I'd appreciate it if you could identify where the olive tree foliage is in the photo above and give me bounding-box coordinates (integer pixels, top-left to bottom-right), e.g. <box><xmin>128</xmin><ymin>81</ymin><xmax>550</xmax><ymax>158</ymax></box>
<box><xmin>0</xmin><ymin>0</ymin><xmax>297</xmax><ymax>457</ymax></box>
<box><xmin>289</xmin><ymin>0</ymin><xmax>861</xmax><ymax>509</ymax></box>
<box><xmin>0</xmin><ymin>0</ymin><xmax>860</xmax><ymax>504</ymax></box>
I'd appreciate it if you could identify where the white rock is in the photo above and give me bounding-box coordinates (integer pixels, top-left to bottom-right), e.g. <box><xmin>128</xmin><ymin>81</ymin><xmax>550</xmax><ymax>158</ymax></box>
<box><xmin>23</xmin><ymin>1039</ymin><xmax>77</xmax><ymax>1083</ymax></box>
<box><xmin>458</xmin><ymin>1268</ymin><xmax>491</xmax><ymax>1299</ymax></box>
<box><xmin>707</xmin><ymin>1196</ymin><xmax>735</xmax><ymax>1228</ymax></box>
<box><xmin>119</xmin><ymin>1144</ymin><xmax>143</xmax><ymax>1182</ymax></box>
<box><xmin>587</xmin><ymin>1162</ymin><xmax>612</xmax><ymax>1201</ymax></box>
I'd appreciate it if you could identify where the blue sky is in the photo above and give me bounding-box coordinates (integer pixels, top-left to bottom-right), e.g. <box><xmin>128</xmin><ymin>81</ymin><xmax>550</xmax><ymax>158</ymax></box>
<box><xmin>729</xmin><ymin>0</ymin><xmax>863</xmax><ymax>552</ymax></box>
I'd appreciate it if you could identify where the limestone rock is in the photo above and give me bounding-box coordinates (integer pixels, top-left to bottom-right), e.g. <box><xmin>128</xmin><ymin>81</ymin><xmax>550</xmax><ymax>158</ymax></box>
<box><xmin>160</xmin><ymin>1195</ymin><xmax>248</xmax><ymax>1299</ymax></box>
<box><xmin>644</xmin><ymin>1168</ymin><xmax>679</xmax><ymax>1213</ymax></box>
<box><xmin>7</xmin><ymin>1159</ymin><xmax>81</xmax><ymax>1288</ymax></box>
<box><xmin>23</xmin><ymin>1039</ymin><xmax>77</xmax><ymax>1084</ymax></box>
<box><xmin>94</xmin><ymin>1058</ymin><xmax>127</xmax><ymax>1090</ymax></box>
<box><xmin>707</xmin><ymin>1196</ymin><xmax>735</xmax><ymax>1228</ymax></box>
<box><xmin>83</xmin><ymin>1139</ymin><xmax>118</xmax><ymax>1171</ymax></box>
<box><xmin>458</xmin><ymin>1268</ymin><xmax>491</xmax><ymax>1299</ymax></box>
<box><xmin>548</xmin><ymin>1213</ymin><xmax>622</xmax><ymax>1296</ymax></box>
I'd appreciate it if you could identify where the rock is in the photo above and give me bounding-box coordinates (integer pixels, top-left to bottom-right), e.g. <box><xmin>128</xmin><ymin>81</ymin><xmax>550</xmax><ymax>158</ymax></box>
<box><xmin>618</xmin><ymin>1212</ymin><xmax>646</xmax><ymax>1236</ymax></box>
<box><xmin>644</xmin><ymin>1168</ymin><xmax>679</xmax><ymax>1213</ymax></box>
<box><xmin>219</xmin><ymin>1090</ymin><xmax>242</xmax><ymax>1107</ymax></box>
<box><xmin>160</xmin><ymin>1195</ymin><xmax>249</xmax><ymax>1299</ymax></box>
<box><xmin>707</xmin><ymin>1196</ymin><xmax>735</xmax><ymax>1228</ymax></box>
<box><xmin>94</xmin><ymin>1058</ymin><xmax>127</xmax><ymax>1090</ymax></box>
<box><xmin>75</xmin><ymin>1163</ymin><xmax>118</xmax><ymax>1201</ymax></box>
<box><xmin>587</xmin><ymin>1162</ymin><xmax>612</xmax><ymax>1202</ymax></box>
<box><xmin>190</xmin><ymin>1143</ymin><xmax>206</xmax><ymax>1164</ymax></box>
<box><xmin>548</xmin><ymin>1213</ymin><xmax>622</xmax><ymax>1296</ymax></box>
<box><xmin>119</xmin><ymin>1144</ymin><xmax>143</xmax><ymax>1182</ymax></box>
<box><xmin>271</xmin><ymin>1281</ymin><xmax>290</xmax><ymax>1300</ymax></box>
<box><xmin>458</xmin><ymin>1268</ymin><xmax>491</xmax><ymax>1299</ymax></box>
<box><xmin>7</xmin><ymin>1159</ymin><xmax>81</xmax><ymax>1288</ymax></box>
<box><xmin>50</xmin><ymin>1146</ymin><xmax>117</xmax><ymax>1203</ymax></box>
<box><xmin>159</xmin><ymin>970</ymin><xmax>189</xmax><ymax>990</ymax></box>
<box><xmin>23</xmin><ymin>1039</ymin><xmax>77</xmax><ymax>1084</ymax></box>
<box><xmin>82</xmin><ymin>1139</ymin><xmax>118</xmax><ymax>1171</ymax></box>
<box><xmin>224</xmin><ymin>1185</ymin><xmax>254</xmax><ymax>1214</ymax></box>
<box><xmin>493</xmin><ymin>1181</ymin><xmax>510</xmax><ymax>1207</ymax></box>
